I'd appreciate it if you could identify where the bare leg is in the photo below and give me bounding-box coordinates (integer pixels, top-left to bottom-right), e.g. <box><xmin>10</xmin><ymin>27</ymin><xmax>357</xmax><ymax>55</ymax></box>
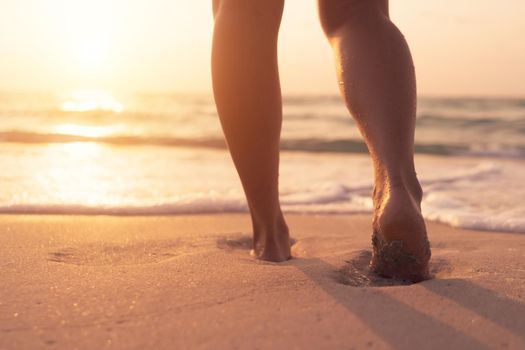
<box><xmin>212</xmin><ymin>0</ymin><xmax>290</xmax><ymax>262</ymax></box>
<box><xmin>319</xmin><ymin>0</ymin><xmax>431</xmax><ymax>281</ymax></box>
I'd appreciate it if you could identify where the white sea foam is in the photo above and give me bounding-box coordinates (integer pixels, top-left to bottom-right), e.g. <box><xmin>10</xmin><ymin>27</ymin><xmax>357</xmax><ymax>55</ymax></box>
<box><xmin>1</xmin><ymin>143</ymin><xmax>524</xmax><ymax>233</ymax></box>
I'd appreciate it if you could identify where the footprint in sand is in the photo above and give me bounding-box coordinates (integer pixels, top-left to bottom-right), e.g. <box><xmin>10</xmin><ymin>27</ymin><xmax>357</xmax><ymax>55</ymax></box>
<box><xmin>335</xmin><ymin>251</ymin><xmax>454</xmax><ymax>287</ymax></box>
<box><xmin>335</xmin><ymin>250</ymin><xmax>405</xmax><ymax>287</ymax></box>
<box><xmin>429</xmin><ymin>257</ymin><xmax>455</xmax><ymax>277</ymax></box>
<box><xmin>216</xmin><ymin>234</ymin><xmax>253</xmax><ymax>251</ymax></box>
<box><xmin>216</xmin><ymin>234</ymin><xmax>299</xmax><ymax>263</ymax></box>
<box><xmin>216</xmin><ymin>235</ymin><xmax>298</xmax><ymax>252</ymax></box>
<box><xmin>47</xmin><ymin>240</ymin><xmax>180</xmax><ymax>266</ymax></box>
<box><xmin>216</xmin><ymin>237</ymin><xmax>455</xmax><ymax>283</ymax></box>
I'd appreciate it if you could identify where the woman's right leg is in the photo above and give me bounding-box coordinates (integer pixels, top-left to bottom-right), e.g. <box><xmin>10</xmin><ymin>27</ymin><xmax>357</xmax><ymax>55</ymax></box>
<box><xmin>318</xmin><ymin>0</ymin><xmax>431</xmax><ymax>281</ymax></box>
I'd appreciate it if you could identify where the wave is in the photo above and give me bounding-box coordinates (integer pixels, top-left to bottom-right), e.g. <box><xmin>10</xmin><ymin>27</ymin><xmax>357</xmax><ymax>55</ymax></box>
<box><xmin>418</xmin><ymin>113</ymin><xmax>525</xmax><ymax>125</ymax></box>
<box><xmin>1</xmin><ymin>198</ymin><xmax>523</xmax><ymax>234</ymax></box>
<box><xmin>2</xmin><ymin>130</ymin><xmax>525</xmax><ymax>158</ymax></box>
<box><xmin>0</xmin><ymin>130</ymin><xmax>228</xmax><ymax>149</ymax></box>
<box><xmin>0</xmin><ymin>202</ymin><xmax>248</xmax><ymax>216</ymax></box>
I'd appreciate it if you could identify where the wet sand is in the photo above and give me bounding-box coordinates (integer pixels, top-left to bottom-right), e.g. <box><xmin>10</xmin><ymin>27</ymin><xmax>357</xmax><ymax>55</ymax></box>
<box><xmin>1</xmin><ymin>214</ymin><xmax>524</xmax><ymax>349</ymax></box>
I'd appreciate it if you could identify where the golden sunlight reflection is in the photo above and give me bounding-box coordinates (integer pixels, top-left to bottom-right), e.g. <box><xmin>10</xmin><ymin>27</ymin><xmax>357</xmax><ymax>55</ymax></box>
<box><xmin>60</xmin><ymin>142</ymin><xmax>102</xmax><ymax>156</ymax></box>
<box><xmin>60</xmin><ymin>90</ymin><xmax>124</xmax><ymax>112</ymax></box>
<box><xmin>43</xmin><ymin>143</ymin><xmax>109</xmax><ymax>205</ymax></box>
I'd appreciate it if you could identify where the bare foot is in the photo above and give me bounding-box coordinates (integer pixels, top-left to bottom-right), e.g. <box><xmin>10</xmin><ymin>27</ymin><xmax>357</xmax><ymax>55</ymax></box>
<box><xmin>251</xmin><ymin>215</ymin><xmax>291</xmax><ymax>262</ymax></box>
<box><xmin>370</xmin><ymin>176</ymin><xmax>431</xmax><ymax>282</ymax></box>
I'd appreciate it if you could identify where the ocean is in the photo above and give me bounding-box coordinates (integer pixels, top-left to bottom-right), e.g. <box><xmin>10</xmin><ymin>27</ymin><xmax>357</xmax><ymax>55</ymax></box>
<box><xmin>1</xmin><ymin>90</ymin><xmax>524</xmax><ymax>233</ymax></box>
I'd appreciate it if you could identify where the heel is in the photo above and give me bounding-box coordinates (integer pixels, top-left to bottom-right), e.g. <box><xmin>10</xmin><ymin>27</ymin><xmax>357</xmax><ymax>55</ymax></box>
<box><xmin>370</xmin><ymin>230</ymin><xmax>431</xmax><ymax>283</ymax></box>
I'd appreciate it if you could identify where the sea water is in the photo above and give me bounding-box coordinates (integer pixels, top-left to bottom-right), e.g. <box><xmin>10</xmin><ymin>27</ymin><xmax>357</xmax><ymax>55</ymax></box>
<box><xmin>1</xmin><ymin>91</ymin><xmax>524</xmax><ymax>233</ymax></box>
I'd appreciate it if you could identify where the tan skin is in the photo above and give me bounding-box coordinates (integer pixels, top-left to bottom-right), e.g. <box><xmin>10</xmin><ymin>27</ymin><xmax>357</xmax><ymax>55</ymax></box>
<box><xmin>212</xmin><ymin>0</ymin><xmax>430</xmax><ymax>281</ymax></box>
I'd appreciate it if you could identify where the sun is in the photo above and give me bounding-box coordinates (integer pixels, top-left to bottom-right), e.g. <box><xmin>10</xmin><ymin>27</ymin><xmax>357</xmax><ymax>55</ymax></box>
<box><xmin>74</xmin><ymin>40</ymin><xmax>106</xmax><ymax>68</ymax></box>
<box><xmin>58</xmin><ymin>0</ymin><xmax>115</xmax><ymax>72</ymax></box>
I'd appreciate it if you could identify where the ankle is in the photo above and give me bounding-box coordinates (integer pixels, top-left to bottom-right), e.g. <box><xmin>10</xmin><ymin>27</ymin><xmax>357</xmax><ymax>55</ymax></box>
<box><xmin>251</xmin><ymin>211</ymin><xmax>291</xmax><ymax>262</ymax></box>
<box><xmin>252</xmin><ymin>210</ymin><xmax>288</xmax><ymax>237</ymax></box>
<box><xmin>374</xmin><ymin>168</ymin><xmax>422</xmax><ymax>205</ymax></box>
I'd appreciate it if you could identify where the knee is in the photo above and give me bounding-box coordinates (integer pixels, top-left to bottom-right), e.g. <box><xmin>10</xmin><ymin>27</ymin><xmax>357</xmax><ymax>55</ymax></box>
<box><xmin>318</xmin><ymin>0</ymin><xmax>387</xmax><ymax>38</ymax></box>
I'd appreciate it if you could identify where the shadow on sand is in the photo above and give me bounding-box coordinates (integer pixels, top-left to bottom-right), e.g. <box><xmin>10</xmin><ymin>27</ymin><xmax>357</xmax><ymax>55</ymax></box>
<box><xmin>294</xmin><ymin>253</ymin><xmax>525</xmax><ymax>349</ymax></box>
<box><xmin>217</xmin><ymin>234</ymin><xmax>525</xmax><ymax>349</ymax></box>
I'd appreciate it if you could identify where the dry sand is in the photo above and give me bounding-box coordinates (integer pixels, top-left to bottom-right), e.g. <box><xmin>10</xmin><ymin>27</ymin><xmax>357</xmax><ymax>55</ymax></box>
<box><xmin>1</xmin><ymin>214</ymin><xmax>524</xmax><ymax>350</ymax></box>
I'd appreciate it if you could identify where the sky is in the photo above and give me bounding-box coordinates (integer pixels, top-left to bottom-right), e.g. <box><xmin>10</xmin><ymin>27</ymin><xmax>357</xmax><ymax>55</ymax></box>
<box><xmin>0</xmin><ymin>0</ymin><xmax>524</xmax><ymax>96</ymax></box>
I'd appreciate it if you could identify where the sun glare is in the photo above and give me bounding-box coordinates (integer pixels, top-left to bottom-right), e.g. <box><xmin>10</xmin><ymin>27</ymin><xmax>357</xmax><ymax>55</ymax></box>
<box><xmin>54</xmin><ymin>90</ymin><xmax>125</xmax><ymax>138</ymax></box>
<box><xmin>61</xmin><ymin>142</ymin><xmax>102</xmax><ymax>157</ymax></box>
<box><xmin>42</xmin><ymin>143</ymin><xmax>109</xmax><ymax>206</ymax></box>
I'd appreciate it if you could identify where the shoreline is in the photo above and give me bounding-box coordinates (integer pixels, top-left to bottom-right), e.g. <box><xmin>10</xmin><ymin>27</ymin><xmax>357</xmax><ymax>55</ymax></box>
<box><xmin>1</xmin><ymin>213</ymin><xmax>525</xmax><ymax>349</ymax></box>
<box><xmin>0</xmin><ymin>211</ymin><xmax>523</xmax><ymax>235</ymax></box>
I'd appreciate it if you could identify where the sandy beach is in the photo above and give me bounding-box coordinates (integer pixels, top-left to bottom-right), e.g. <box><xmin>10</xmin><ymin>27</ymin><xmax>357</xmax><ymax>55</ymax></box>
<box><xmin>1</xmin><ymin>214</ymin><xmax>524</xmax><ymax>349</ymax></box>
<box><xmin>1</xmin><ymin>0</ymin><xmax>524</xmax><ymax>348</ymax></box>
